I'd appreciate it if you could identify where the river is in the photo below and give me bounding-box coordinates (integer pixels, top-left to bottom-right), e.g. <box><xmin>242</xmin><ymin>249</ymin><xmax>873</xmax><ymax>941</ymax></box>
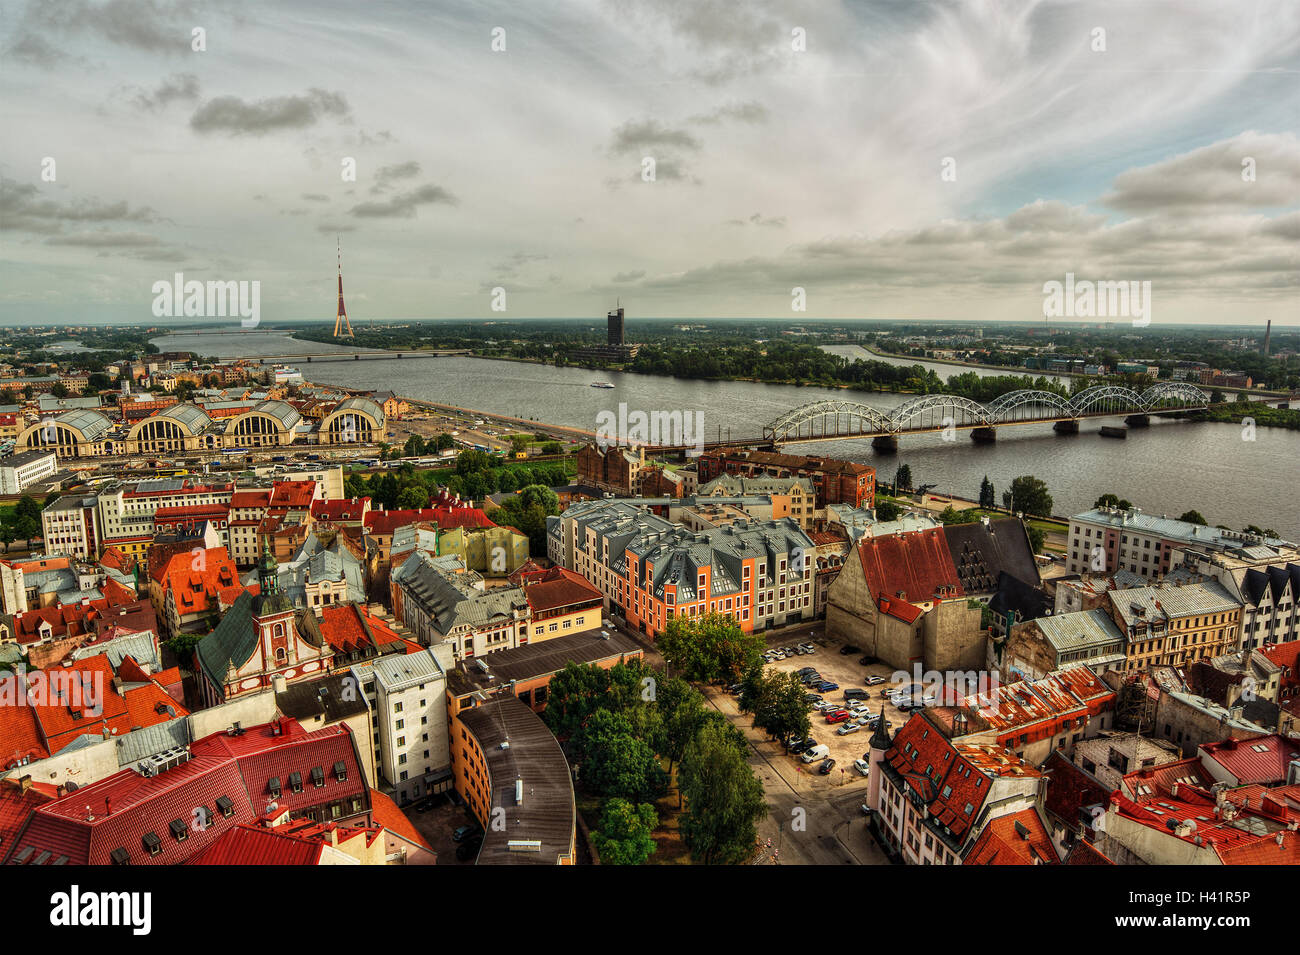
<box><xmin>153</xmin><ymin>329</ymin><xmax>1300</xmax><ymax>538</ymax></box>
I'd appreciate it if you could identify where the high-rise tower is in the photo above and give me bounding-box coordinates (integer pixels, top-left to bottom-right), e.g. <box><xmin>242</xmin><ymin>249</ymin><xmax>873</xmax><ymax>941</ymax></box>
<box><xmin>607</xmin><ymin>302</ymin><xmax>625</xmax><ymax>346</ymax></box>
<box><xmin>333</xmin><ymin>238</ymin><xmax>354</xmax><ymax>338</ymax></box>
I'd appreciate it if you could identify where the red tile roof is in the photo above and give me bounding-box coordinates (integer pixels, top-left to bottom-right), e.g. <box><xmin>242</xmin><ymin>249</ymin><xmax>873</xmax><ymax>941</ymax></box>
<box><xmin>318</xmin><ymin>604</ymin><xmax>406</xmax><ymax>655</ymax></box>
<box><xmin>98</xmin><ymin>547</ymin><xmax>135</xmax><ymax>573</ymax></box>
<box><xmin>855</xmin><ymin>528</ymin><xmax>963</xmax><ymax>604</ymax></box>
<box><xmin>269</xmin><ymin>480</ymin><xmax>317</xmax><ymax>510</ymax></box>
<box><xmin>964</xmin><ymin>808</ymin><xmax>1058</xmax><ymax>865</ymax></box>
<box><xmin>0</xmin><ymin>778</ymin><xmax>56</xmax><ymax>853</ymax></box>
<box><xmin>156</xmin><ymin>547</ymin><xmax>243</xmax><ymax>616</ymax></box>
<box><xmin>368</xmin><ymin>788</ymin><xmax>432</xmax><ymax>849</ymax></box>
<box><xmin>230</xmin><ymin>490</ymin><xmax>272</xmax><ymax>508</ymax></box>
<box><xmin>186</xmin><ymin>823</ymin><xmax>325</xmax><ymax>865</ymax></box>
<box><xmin>1199</xmin><ymin>735</ymin><xmax>1300</xmax><ymax>786</ymax></box>
<box><xmin>522</xmin><ymin>566</ymin><xmax>602</xmax><ymax>614</ymax></box>
<box><xmin>310</xmin><ymin>497</ymin><xmax>371</xmax><ymax>522</ymax></box>
<box><xmin>364</xmin><ymin>506</ymin><xmax>496</xmax><ymax>537</ymax></box>
<box><xmin>5</xmin><ymin>720</ymin><xmax>368</xmax><ymax>866</ymax></box>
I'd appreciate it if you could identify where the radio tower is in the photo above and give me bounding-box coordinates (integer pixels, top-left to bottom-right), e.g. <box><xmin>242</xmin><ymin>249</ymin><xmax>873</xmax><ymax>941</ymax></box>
<box><xmin>333</xmin><ymin>237</ymin><xmax>354</xmax><ymax>338</ymax></box>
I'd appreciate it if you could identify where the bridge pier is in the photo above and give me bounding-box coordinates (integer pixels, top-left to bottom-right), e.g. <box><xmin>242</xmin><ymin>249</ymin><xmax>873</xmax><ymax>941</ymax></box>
<box><xmin>1053</xmin><ymin>419</ymin><xmax>1078</xmax><ymax>435</ymax></box>
<box><xmin>1124</xmin><ymin>414</ymin><xmax>1150</xmax><ymax>428</ymax></box>
<box><xmin>970</xmin><ymin>427</ymin><xmax>996</xmax><ymax>444</ymax></box>
<box><xmin>871</xmin><ymin>436</ymin><xmax>898</xmax><ymax>454</ymax></box>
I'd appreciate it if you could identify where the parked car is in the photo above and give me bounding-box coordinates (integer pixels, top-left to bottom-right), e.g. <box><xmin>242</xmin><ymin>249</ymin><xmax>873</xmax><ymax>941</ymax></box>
<box><xmin>864</xmin><ymin>675</ymin><xmax>887</xmax><ymax>686</ymax></box>
<box><xmin>818</xmin><ymin>758</ymin><xmax>836</xmax><ymax>775</ymax></box>
<box><xmin>800</xmin><ymin>673</ymin><xmax>822</xmax><ymax>685</ymax></box>
<box><xmin>837</xmin><ymin>722</ymin><xmax>862</xmax><ymax>735</ymax></box>
<box><xmin>826</xmin><ymin>710</ymin><xmax>851</xmax><ymax>724</ymax></box>
<box><xmin>859</xmin><ymin>655</ymin><xmax>877</xmax><ymax>666</ymax></box>
<box><xmin>801</xmin><ymin>744</ymin><xmax>830</xmax><ymax>763</ymax></box>
<box><xmin>844</xmin><ymin>688</ymin><xmax>870</xmax><ymax>701</ymax></box>
<box><xmin>788</xmin><ymin>738</ymin><xmax>811</xmax><ymax>755</ymax></box>
<box><xmin>839</xmin><ymin>644</ymin><xmax>860</xmax><ymax>655</ymax></box>
<box><xmin>817</xmin><ymin>681</ymin><xmax>840</xmax><ymax>692</ymax></box>
<box><xmin>797</xmin><ymin>666</ymin><xmax>818</xmax><ymax>676</ymax></box>
<box><xmin>854</xmin><ymin>759</ymin><xmax>871</xmax><ymax>776</ymax></box>
<box><xmin>799</xmin><ymin>643</ymin><xmax>817</xmax><ymax>654</ymax></box>
<box><xmin>803</xmin><ymin>693</ymin><xmax>823</xmax><ymax>704</ymax></box>
<box><xmin>452</xmin><ymin>824</ymin><xmax>483</xmax><ymax>843</ymax></box>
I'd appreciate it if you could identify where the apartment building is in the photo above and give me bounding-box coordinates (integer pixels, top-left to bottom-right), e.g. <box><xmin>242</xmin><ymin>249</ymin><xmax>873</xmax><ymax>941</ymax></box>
<box><xmin>1172</xmin><ymin>543</ymin><xmax>1300</xmax><ymax>651</ymax></box>
<box><xmin>548</xmin><ymin>498</ymin><xmax>815</xmax><ymax>639</ymax></box>
<box><xmin>365</xmin><ymin>645</ymin><xmax>455</xmax><ymax>805</ymax></box>
<box><xmin>1064</xmin><ymin>505</ymin><xmax>1290</xmax><ymax>577</ymax></box>
<box><xmin>1105</xmin><ymin>581</ymin><xmax>1243</xmax><ymax>671</ymax></box>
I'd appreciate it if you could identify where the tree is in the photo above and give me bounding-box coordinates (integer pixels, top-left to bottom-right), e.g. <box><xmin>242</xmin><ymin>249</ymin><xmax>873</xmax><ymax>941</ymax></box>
<box><xmin>1007</xmin><ymin>475</ymin><xmax>1053</xmax><ymax>517</ymax></box>
<box><xmin>653</xmin><ymin>677</ymin><xmax>708</xmax><ymax>774</ymax></box>
<box><xmin>403</xmin><ymin>434</ymin><xmax>426</xmax><ymax>457</ymax></box>
<box><xmin>1094</xmin><ymin>493</ymin><xmax>1132</xmax><ymax>510</ymax></box>
<box><xmin>1025</xmin><ymin>522</ymin><xmax>1046</xmax><ymax>555</ymax></box>
<box><xmin>658</xmin><ymin>612</ymin><xmax>765</xmax><ymax>685</ymax></box>
<box><xmin>875</xmin><ymin>499</ymin><xmax>902</xmax><ymax>522</ymax></box>
<box><xmin>591</xmin><ymin>799</ymin><xmax>658</xmax><ymax>865</ymax></box>
<box><xmin>510</xmin><ymin>435</ymin><xmax>529</xmax><ymax>454</ymax></box>
<box><xmin>396</xmin><ymin>486</ymin><xmax>429</xmax><ymax>509</ymax></box>
<box><xmin>1209</xmin><ymin>388</ymin><xmax>1225</xmax><ymax>405</ymax></box>
<box><xmin>14</xmin><ymin>495</ymin><xmax>41</xmax><ymax>524</ymax></box>
<box><xmin>978</xmin><ymin>475</ymin><xmax>995</xmax><ymax>510</ymax></box>
<box><xmin>542</xmin><ymin>662</ymin><xmax>613</xmax><ymax>740</ymax></box>
<box><xmin>0</xmin><ymin>523</ymin><xmax>14</xmax><ymax>553</ymax></box>
<box><xmin>894</xmin><ymin>464</ymin><xmax>913</xmax><ymax>492</ymax></box>
<box><xmin>740</xmin><ymin>668</ymin><xmax>811</xmax><ymax>745</ymax></box>
<box><xmin>678</xmin><ymin>721</ymin><xmax>767</xmax><ymax>865</ymax></box>
<box><xmin>16</xmin><ymin>515</ymin><xmax>39</xmax><ymax>548</ymax></box>
<box><xmin>435</xmin><ymin>432</ymin><xmax>454</xmax><ymax>451</ymax></box>
<box><xmin>1178</xmin><ymin>510</ymin><xmax>1207</xmax><ymax>526</ymax></box>
<box><xmin>574</xmin><ymin>710</ymin><xmax>667</xmax><ymax>803</ymax></box>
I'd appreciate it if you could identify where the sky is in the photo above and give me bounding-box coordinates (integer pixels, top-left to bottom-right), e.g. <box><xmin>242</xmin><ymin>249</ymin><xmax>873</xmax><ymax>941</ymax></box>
<box><xmin>1</xmin><ymin>0</ymin><xmax>1298</xmax><ymax>327</ymax></box>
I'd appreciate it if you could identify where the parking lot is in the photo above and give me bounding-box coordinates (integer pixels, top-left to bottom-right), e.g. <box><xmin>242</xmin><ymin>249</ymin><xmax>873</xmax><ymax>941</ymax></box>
<box><xmin>755</xmin><ymin>630</ymin><xmax>921</xmax><ymax>781</ymax></box>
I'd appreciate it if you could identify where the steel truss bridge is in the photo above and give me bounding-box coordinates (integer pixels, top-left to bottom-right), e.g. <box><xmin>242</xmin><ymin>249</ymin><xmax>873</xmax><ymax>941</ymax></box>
<box><xmin>760</xmin><ymin>382</ymin><xmax>1209</xmax><ymax>445</ymax></box>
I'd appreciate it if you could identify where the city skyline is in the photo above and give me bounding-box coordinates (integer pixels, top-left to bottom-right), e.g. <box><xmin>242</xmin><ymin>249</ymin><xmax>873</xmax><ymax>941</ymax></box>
<box><xmin>1</xmin><ymin>1</ymin><xmax>1297</xmax><ymax>326</ymax></box>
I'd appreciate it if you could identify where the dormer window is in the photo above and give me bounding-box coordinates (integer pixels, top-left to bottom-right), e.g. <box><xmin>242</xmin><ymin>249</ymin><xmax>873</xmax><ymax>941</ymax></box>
<box><xmin>268</xmin><ymin>776</ymin><xmax>281</xmax><ymax>797</ymax></box>
<box><xmin>216</xmin><ymin>795</ymin><xmax>235</xmax><ymax>818</ymax></box>
<box><xmin>168</xmin><ymin>819</ymin><xmax>188</xmax><ymax>842</ymax></box>
<box><xmin>289</xmin><ymin>771</ymin><xmax>303</xmax><ymax>793</ymax></box>
<box><xmin>334</xmin><ymin>761</ymin><xmax>348</xmax><ymax>782</ymax></box>
<box><xmin>311</xmin><ymin>766</ymin><xmax>325</xmax><ymax>788</ymax></box>
<box><xmin>142</xmin><ymin>832</ymin><xmax>162</xmax><ymax>856</ymax></box>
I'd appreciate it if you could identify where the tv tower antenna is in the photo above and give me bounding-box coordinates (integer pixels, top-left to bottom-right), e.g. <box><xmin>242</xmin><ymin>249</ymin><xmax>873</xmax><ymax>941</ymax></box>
<box><xmin>333</xmin><ymin>236</ymin><xmax>354</xmax><ymax>338</ymax></box>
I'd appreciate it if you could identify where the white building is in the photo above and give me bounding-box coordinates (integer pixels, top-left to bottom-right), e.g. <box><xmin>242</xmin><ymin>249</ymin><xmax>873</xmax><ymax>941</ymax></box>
<box><xmin>0</xmin><ymin>450</ymin><xmax>58</xmax><ymax>495</ymax></box>
<box><xmin>361</xmin><ymin>645</ymin><xmax>455</xmax><ymax>806</ymax></box>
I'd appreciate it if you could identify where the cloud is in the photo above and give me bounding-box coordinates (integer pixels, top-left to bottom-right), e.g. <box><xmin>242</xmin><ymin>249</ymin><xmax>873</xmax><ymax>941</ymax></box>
<box><xmin>132</xmin><ymin>73</ymin><xmax>199</xmax><ymax>111</ymax></box>
<box><xmin>689</xmin><ymin>101</ymin><xmax>769</xmax><ymax>125</ymax></box>
<box><xmin>9</xmin><ymin>0</ymin><xmax>215</xmax><ymax>59</ymax></box>
<box><xmin>45</xmin><ymin>230</ymin><xmax>161</xmax><ymax>247</ymax></box>
<box><xmin>316</xmin><ymin>223</ymin><xmax>356</xmax><ymax>234</ymax></box>
<box><xmin>301</xmin><ymin>193</ymin><xmax>329</xmax><ymax>202</ymax></box>
<box><xmin>190</xmin><ymin>89</ymin><xmax>351</xmax><ymax>135</ymax></box>
<box><xmin>612</xmin><ymin>270</ymin><xmax>646</xmax><ymax>283</ymax></box>
<box><xmin>727</xmin><ymin>213</ymin><xmax>786</xmax><ymax>228</ymax></box>
<box><xmin>371</xmin><ymin>161</ymin><xmax>422</xmax><ymax>194</ymax></box>
<box><xmin>608</xmin><ymin>119</ymin><xmax>701</xmax><ymax>156</ymax></box>
<box><xmin>1102</xmin><ymin>132</ymin><xmax>1300</xmax><ymax>215</ymax></box>
<box><xmin>348</xmin><ymin>183</ymin><xmax>458</xmax><ymax>217</ymax></box>
<box><xmin>0</xmin><ymin>178</ymin><xmax>157</xmax><ymax>234</ymax></box>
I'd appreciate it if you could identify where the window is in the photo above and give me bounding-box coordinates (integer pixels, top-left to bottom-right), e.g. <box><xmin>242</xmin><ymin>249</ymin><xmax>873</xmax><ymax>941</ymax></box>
<box><xmin>142</xmin><ymin>832</ymin><xmax>162</xmax><ymax>856</ymax></box>
<box><xmin>216</xmin><ymin>795</ymin><xmax>235</xmax><ymax>818</ymax></box>
<box><xmin>311</xmin><ymin>766</ymin><xmax>326</xmax><ymax>788</ymax></box>
<box><xmin>289</xmin><ymin>771</ymin><xmax>303</xmax><ymax>793</ymax></box>
<box><xmin>334</xmin><ymin>761</ymin><xmax>348</xmax><ymax>782</ymax></box>
<box><xmin>268</xmin><ymin>776</ymin><xmax>282</xmax><ymax>797</ymax></box>
<box><xmin>169</xmin><ymin>818</ymin><xmax>188</xmax><ymax>842</ymax></box>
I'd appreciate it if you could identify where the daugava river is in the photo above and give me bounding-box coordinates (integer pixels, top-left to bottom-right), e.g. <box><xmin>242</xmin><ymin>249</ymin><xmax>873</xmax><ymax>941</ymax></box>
<box><xmin>153</xmin><ymin>330</ymin><xmax>1300</xmax><ymax>539</ymax></box>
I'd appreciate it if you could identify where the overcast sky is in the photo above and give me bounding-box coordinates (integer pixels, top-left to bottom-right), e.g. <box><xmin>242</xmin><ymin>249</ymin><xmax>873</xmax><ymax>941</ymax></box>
<box><xmin>1</xmin><ymin>0</ymin><xmax>1297</xmax><ymax>327</ymax></box>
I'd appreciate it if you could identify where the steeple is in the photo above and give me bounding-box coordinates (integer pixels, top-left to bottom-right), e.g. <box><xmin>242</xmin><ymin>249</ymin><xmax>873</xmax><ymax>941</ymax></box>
<box><xmin>332</xmin><ymin>237</ymin><xmax>354</xmax><ymax>338</ymax></box>
<box><xmin>257</xmin><ymin>537</ymin><xmax>278</xmax><ymax>594</ymax></box>
<box><xmin>869</xmin><ymin>715</ymin><xmax>892</xmax><ymax>752</ymax></box>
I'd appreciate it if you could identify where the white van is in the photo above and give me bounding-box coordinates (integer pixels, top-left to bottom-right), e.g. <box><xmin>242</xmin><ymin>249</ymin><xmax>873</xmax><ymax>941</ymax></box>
<box><xmin>801</xmin><ymin>744</ymin><xmax>830</xmax><ymax>764</ymax></box>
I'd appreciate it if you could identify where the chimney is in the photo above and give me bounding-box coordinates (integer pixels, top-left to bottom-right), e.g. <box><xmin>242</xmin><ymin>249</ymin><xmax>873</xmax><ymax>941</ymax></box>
<box><xmin>18</xmin><ymin>774</ymin><xmax>32</xmax><ymax>793</ymax></box>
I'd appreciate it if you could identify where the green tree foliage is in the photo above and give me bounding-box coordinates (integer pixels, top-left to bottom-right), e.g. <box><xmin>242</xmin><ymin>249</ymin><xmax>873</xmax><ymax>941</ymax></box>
<box><xmin>658</xmin><ymin>612</ymin><xmax>765</xmax><ymax>684</ymax></box>
<box><xmin>894</xmin><ymin>464</ymin><xmax>913</xmax><ymax>492</ymax></box>
<box><xmin>874</xmin><ymin>499</ymin><xmax>903</xmax><ymax>522</ymax></box>
<box><xmin>978</xmin><ymin>475</ymin><xmax>995</xmax><ymax>509</ymax></box>
<box><xmin>739</xmin><ymin>667</ymin><xmax>811</xmax><ymax>744</ymax></box>
<box><xmin>1025</xmin><ymin>522</ymin><xmax>1046</xmax><ymax>555</ymax></box>
<box><xmin>573</xmin><ymin>710</ymin><xmax>668</xmax><ymax>803</ymax></box>
<box><xmin>591</xmin><ymin>798</ymin><xmax>658</xmax><ymax>865</ymax></box>
<box><xmin>678</xmin><ymin>721</ymin><xmax>768</xmax><ymax>864</ymax></box>
<box><xmin>1178</xmin><ymin>510</ymin><xmax>1207</xmax><ymax>526</ymax></box>
<box><xmin>396</xmin><ymin>485</ymin><xmax>430</xmax><ymax>509</ymax></box>
<box><xmin>1094</xmin><ymin>493</ymin><xmax>1132</xmax><ymax>510</ymax></box>
<box><xmin>1008</xmin><ymin>475</ymin><xmax>1053</xmax><ymax>517</ymax></box>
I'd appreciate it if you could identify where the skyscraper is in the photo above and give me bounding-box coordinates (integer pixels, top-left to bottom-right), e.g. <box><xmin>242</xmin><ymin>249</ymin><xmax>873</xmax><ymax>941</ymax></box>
<box><xmin>607</xmin><ymin>304</ymin><xmax>625</xmax><ymax>346</ymax></box>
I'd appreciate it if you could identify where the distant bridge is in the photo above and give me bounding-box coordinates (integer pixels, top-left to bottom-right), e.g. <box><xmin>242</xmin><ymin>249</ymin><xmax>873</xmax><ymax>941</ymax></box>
<box><xmin>638</xmin><ymin>382</ymin><xmax>1210</xmax><ymax>453</ymax></box>
<box><xmin>761</xmin><ymin>383</ymin><xmax>1209</xmax><ymax>444</ymax></box>
<box><xmin>247</xmin><ymin>349</ymin><xmax>472</xmax><ymax>364</ymax></box>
